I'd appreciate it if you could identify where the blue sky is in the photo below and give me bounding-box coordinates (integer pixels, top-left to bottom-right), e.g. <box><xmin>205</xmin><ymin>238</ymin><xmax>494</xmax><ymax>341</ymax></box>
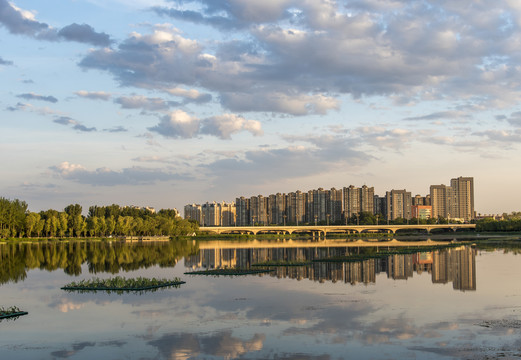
<box><xmin>1</xmin><ymin>0</ymin><xmax>521</xmax><ymax>215</ymax></box>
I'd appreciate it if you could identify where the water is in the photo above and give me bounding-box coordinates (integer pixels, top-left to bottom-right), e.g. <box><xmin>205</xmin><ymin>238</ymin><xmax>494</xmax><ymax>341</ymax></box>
<box><xmin>1</xmin><ymin>238</ymin><xmax>521</xmax><ymax>359</ymax></box>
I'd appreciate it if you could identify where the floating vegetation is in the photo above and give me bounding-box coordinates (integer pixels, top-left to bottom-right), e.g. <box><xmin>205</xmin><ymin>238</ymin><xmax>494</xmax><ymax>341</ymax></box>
<box><xmin>314</xmin><ymin>243</ymin><xmax>471</xmax><ymax>263</ymax></box>
<box><xmin>184</xmin><ymin>268</ymin><xmax>274</xmax><ymax>276</ymax></box>
<box><xmin>0</xmin><ymin>306</ymin><xmax>28</xmax><ymax>321</ymax></box>
<box><xmin>251</xmin><ymin>260</ymin><xmax>312</xmax><ymax>267</ymax></box>
<box><xmin>61</xmin><ymin>276</ymin><xmax>185</xmax><ymax>294</ymax></box>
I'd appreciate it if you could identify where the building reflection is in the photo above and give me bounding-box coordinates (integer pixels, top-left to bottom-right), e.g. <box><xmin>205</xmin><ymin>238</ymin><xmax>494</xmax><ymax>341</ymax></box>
<box><xmin>185</xmin><ymin>245</ymin><xmax>476</xmax><ymax>291</ymax></box>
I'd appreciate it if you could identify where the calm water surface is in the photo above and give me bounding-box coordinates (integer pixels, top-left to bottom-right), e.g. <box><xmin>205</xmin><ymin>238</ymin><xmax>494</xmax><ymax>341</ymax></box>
<box><xmin>1</xmin><ymin>238</ymin><xmax>521</xmax><ymax>359</ymax></box>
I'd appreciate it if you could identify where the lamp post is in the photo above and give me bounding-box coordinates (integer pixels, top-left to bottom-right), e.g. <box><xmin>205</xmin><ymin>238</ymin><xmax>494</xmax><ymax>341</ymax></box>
<box><xmin>315</xmin><ymin>215</ymin><xmax>317</xmax><ymax>226</ymax></box>
<box><xmin>283</xmin><ymin>214</ymin><xmax>286</xmax><ymax>226</ymax></box>
<box><xmin>327</xmin><ymin>214</ymin><xmax>330</xmax><ymax>226</ymax></box>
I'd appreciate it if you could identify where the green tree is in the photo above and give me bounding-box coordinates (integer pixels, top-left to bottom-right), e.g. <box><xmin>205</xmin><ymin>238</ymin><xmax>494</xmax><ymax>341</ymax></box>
<box><xmin>25</xmin><ymin>212</ymin><xmax>40</xmax><ymax>238</ymax></box>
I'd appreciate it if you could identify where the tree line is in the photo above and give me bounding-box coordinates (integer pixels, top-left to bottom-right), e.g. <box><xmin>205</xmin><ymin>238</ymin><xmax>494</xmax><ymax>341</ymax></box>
<box><xmin>475</xmin><ymin>212</ymin><xmax>521</xmax><ymax>232</ymax></box>
<box><xmin>0</xmin><ymin>197</ymin><xmax>198</xmax><ymax>239</ymax></box>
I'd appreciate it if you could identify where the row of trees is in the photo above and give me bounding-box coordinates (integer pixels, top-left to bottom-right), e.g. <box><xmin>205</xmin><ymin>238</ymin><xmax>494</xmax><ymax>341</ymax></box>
<box><xmin>476</xmin><ymin>217</ymin><xmax>521</xmax><ymax>232</ymax></box>
<box><xmin>0</xmin><ymin>198</ymin><xmax>199</xmax><ymax>239</ymax></box>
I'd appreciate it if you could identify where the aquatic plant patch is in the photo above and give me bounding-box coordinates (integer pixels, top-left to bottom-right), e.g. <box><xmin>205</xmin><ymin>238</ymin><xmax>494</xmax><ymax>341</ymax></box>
<box><xmin>314</xmin><ymin>243</ymin><xmax>472</xmax><ymax>263</ymax></box>
<box><xmin>0</xmin><ymin>306</ymin><xmax>28</xmax><ymax>321</ymax></box>
<box><xmin>184</xmin><ymin>268</ymin><xmax>274</xmax><ymax>276</ymax></box>
<box><xmin>61</xmin><ymin>276</ymin><xmax>185</xmax><ymax>293</ymax></box>
<box><xmin>251</xmin><ymin>260</ymin><xmax>312</xmax><ymax>267</ymax></box>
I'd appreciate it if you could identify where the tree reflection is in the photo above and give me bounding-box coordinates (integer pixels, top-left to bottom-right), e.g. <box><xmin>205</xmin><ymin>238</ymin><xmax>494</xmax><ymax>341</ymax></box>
<box><xmin>0</xmin><ymin>240</ymin><xmax>199</xmax><ymax>284</ymax></box>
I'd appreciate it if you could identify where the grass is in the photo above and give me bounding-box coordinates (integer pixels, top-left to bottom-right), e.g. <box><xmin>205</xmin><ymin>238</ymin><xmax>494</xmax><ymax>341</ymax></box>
<box><xmin>61</xmin><ymin>276</ymin><xmax>185</xmax><ymax>293</ymax></box>
<box><xmin>184</xmin><ymin>268</ymin><xmax>275</xmax><ymax>276</ymax></box>
<box><xmin>0</xmin><ymin>306</ymin><xmax>28</xmax><ymax>321</ymax></box>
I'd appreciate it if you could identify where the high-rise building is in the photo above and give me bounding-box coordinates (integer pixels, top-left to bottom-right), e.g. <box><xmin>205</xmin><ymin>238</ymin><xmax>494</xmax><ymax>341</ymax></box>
<box><xmin>430</xmin><ymin>184</ymin><xmax>452</xmax><ymax>220</ymax></box>
<box><xmin>385</xmin><ymin>189</ymin><xmax>412</xmax><ymax>220</ymax></box>
<box><xmin>184</xmin><ymin>204</ymin><xmax>202</xmax><ymax>224</ymax></box>
<box><xmin>374</xmin><ymin>195</ymin><xmax>387</xmax><ymax>219</ymax></box>
<box><xmin>430</xmin><ymin>177</ymin><xmax>474</xmax><ymax>222</ymax></box>
<box><xmin>249</xmin><ymin>195</ymin><xmax>268</xmax><ymax>225</ymax></box>
<box><xmin>268</xmin><ymin>193</ymin><xmax>285</xmax><ymax>225</ymax></box>
<box><xmin>343</xmin><ymin>185</ymin><xmax>375</xmax><ymax>219</ymax></box>
<box><xmin>329</xmin><ymin>188</ymin><xmax>343</xmax><ymax>223</ymax></box>
<box><xmin>235</xmin><ymin>197</ymin><xmax>250</xmax><ymax>226</ymax></box>
<box><xmin>286</xmin><ymin>191</ymin><xmax>306</xmax><ymax>225</ymax></box>
<box><xmin>450</xmin><ymin>177</ymin><xmax>475</xmax><ymax>221</ymax></box>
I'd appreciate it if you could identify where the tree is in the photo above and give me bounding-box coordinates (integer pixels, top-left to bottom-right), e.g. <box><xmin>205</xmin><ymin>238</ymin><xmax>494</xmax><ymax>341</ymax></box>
<box><xmin>25</xmin><ymin>212</ymin><xmax>40</xmax><ymax>238</ymax></box>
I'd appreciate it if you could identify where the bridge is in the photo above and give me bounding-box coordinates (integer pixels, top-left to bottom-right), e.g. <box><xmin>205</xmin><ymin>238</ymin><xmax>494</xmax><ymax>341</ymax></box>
<box><xmin>198</xmin><ymin>224</ymin><xmax>476</xmax><ymax>236</ymax></box>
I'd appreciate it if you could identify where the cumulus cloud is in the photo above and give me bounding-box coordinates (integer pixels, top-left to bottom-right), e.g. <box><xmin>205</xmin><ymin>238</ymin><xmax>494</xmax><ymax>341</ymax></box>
<box><xmin>57</xmin><ymin>23</ymin><xmax>111</xmax><ymax>47</ymax></box>
<box><xmin>78</xmin><ymin>0</ymin><xmax>521</xmax><ymax>115</ymax></box>
<box><xmin>0</xmin><ymin>56</ymin><xmax>13</xmax><ymax>65</ymax></box>
<box><xmin>148</xmin><ymin>110</ymin><xmax>263</xmax><ymax>139</ymax></box>
<box><xmin>74</xmin><ymin>90</ymin><xmax>111</xmax><ymax>101</ymax></box>
<box><xmin>79</xmin><ymin>25</ymin><xmax>341</xmax><ymax>115</ymax></box>
<box><xmin>0</xmin><ymin>0</ymin><xmax>111</xmax><ymax>45</ymax></box>
<box><xmin>200</xmin><ymin>114</ymin><xmax>263</xmax><ymax>139</ymax></box>
<box><xmin>17</xmin><ymin>92</ymin><xmax>58</xmax><ymax>103</ymax></box>
<box><xmin>49</xmin><ymin>162</ymin><xmax>187</xmax><ymax>186</ymax></box>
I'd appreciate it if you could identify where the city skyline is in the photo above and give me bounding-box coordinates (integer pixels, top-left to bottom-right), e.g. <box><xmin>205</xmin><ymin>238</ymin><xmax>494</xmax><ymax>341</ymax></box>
<box><xmin>2</xmin><ymin>1</ymin><xmax>521</xmax><ymax>215</ymax></box>
<box><xmin>184</xmin><ymin>176</ymin><xmax>475</xmax><ymax>225</ymax></box>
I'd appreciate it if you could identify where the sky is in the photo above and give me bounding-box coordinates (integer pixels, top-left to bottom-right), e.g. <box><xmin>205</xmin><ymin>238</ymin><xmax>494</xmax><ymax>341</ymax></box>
<box><xmin>1</xmin><ymin>0</ymin><xmax>521</xmax><ymax>215</ymax></box>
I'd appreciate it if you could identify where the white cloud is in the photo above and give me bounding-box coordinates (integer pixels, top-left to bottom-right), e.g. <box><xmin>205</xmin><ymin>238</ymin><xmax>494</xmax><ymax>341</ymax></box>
<box><xmin>149</xmin><ymin>110</ymin><xmax>201</xmax><ymax>139</ymax></box>
<box><xmin>149</xmin><ymin>110</ymin><xmax>263</xmax><ymax>139</ymax></box>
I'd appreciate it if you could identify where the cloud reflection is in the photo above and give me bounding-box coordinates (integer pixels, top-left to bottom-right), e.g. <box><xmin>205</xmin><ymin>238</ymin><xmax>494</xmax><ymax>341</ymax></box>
<box><xmin>148</xmin><ymin>331</ymin><xmax>265</xmax><ymax>360</ymax></box>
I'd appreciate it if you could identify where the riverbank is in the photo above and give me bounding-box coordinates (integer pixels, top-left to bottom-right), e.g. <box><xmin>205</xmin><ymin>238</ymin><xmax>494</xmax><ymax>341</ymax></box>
<box><xmin>1</xmin><ymin>231</ymin><xmax>520</xmax><ymax>244</ymax></box>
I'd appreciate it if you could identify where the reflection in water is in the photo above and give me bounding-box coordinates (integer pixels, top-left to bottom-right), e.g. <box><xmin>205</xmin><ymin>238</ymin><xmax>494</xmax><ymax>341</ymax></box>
<box><xmin>185</xmin><ymin>245</ymin><xmax>476</xmax><ymax>291</ymax></box>
<box><xmin>148</xmin><ymin>331</ymin><xmax>265</xmax><ymax>360</ymax></box>
<box><xmin>0</xmin><ymin>240</ymin><xmax>198</xmax><ymax>284</ymax></box>
<box><xmin>0</xmin><ymin>240</ymin><xmax>476</xmax><ymax>291</ymax></box>
<box><xmin>2</xmin><ymin>238</ymin><xmax>521</xmax><ymax>359</ymax></box>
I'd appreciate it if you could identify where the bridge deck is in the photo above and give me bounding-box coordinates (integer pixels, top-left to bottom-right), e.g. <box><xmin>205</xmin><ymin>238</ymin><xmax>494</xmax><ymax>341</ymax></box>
<box><xmin>199</xmin><ymin>224</ymin><xmax>476</xmax><ymax>235</ymax></box>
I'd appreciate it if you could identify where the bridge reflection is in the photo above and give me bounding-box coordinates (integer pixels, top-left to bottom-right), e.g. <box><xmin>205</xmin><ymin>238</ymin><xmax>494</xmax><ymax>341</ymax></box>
<box><xmin>185</xmin><ymin>240</ymin><xmax>476</xmax><ymax>291</ymax></box>
<box><xmin>198</xmin><ymin>224</ymin><xmax>476</xmax><ymax>235</ymax></box>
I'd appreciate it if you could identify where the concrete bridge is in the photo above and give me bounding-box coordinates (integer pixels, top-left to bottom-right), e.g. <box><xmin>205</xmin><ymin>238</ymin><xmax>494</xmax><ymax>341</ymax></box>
<box><xmin>198</xmin><ymin>224</ymin><xmax>476</xmax><ymax>236</ymax></box>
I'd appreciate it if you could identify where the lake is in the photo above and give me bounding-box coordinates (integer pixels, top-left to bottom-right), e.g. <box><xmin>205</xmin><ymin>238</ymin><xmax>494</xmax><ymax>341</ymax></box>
<box><xmin>1</xmin><ymin>237</ymin><xmax>521</xmax><ymax>359</ymax></box>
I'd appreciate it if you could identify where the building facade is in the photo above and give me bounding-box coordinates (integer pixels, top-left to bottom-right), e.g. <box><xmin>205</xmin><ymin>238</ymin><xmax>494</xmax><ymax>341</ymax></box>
<box><xmin>385</xmin><ymin>189</ymin><xmax>412</xmax><ymax>221</ymax></box>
